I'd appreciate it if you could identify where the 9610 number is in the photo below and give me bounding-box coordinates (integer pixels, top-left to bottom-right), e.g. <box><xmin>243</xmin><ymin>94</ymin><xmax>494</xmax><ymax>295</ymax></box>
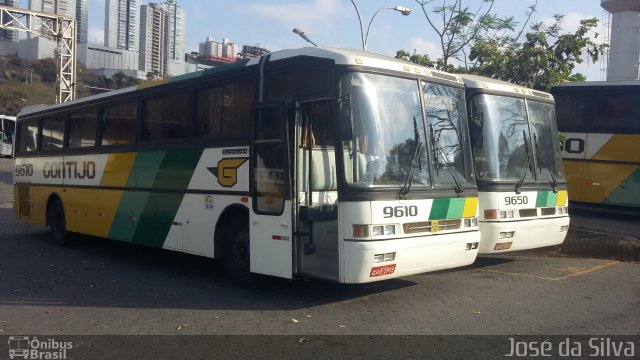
<box><xmin>383</xmin><ymin>205</ymin><xmax>418</xmax><ymax>218</ymax></box>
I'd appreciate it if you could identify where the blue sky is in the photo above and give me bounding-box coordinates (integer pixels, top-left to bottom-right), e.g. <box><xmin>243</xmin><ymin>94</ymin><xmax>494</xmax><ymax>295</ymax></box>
<box><xmin>83</xmin><ymin>0</ymin><xmax>607</xmax><ymax>80</ymax></box>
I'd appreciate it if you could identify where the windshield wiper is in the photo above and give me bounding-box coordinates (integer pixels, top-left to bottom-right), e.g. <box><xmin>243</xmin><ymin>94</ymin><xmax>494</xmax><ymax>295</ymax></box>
<box><xmin>429</xmin><ymin>125</ymin><xmax>464</xmax><ymax>197</ymax></box>
<box><xmin>515</xmin><ymin>129</ymin><xmax>532</xmax><ymax>194</ymax></box>
<box><xmin>399</xmin><ymin>140</ymin><xmax>422</xmax><ymax>196</ymax></box>
<box><xmin>533</xmin><ymin>134</ymin><xmax>559</xmax><ymax>193</ymax></box>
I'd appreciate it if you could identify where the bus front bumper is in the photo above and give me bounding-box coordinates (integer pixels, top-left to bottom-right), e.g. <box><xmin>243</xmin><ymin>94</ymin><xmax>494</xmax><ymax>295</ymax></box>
<box><xmin>341</xmin><ymin>230</ymin><xmax>480</xmax><ymax>284</ymax></box>
<box><xmin>478</xmin><ymin>216</ymin><xmax>570</xmax><ymax>254</ymax></box>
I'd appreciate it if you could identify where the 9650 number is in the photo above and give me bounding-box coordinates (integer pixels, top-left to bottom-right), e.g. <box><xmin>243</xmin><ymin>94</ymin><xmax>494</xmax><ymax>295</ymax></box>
<box><xmin>504</xmin><ymin>195</ymin><xmax>528</xmax><ymax>206</ymax></box>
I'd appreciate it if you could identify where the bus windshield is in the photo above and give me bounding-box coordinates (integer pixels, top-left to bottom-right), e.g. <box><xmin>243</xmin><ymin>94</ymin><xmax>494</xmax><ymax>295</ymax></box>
<box><xmin>527</xmin><ymin>101</ymin><xmax>566</xmax><ymax>182</ymax></box>
<box><xmin>2</xmin><ymin>117</ymin><xmax>15</xmax><ymax>143</ymax></box>
<box><xmin>469</xmin><ymin>94</ymin><xmax>565</xmax><ymax>183</ymax></box>
<box><xmin>339</xmin><ymin>72</ymin><xmax>473</xmax><ymax>189</ymax></box>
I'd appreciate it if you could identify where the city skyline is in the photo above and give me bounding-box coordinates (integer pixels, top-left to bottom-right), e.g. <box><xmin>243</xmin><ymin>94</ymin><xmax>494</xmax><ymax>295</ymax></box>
<box><xmin>7</xmin><ymin>1</ymin><xmax>612</xmax><ymax>80</ymax></box>
<box><xmin>88</xmin><ymin>0</ymin><xmax>608</xmax><ymax>80</ymax></box>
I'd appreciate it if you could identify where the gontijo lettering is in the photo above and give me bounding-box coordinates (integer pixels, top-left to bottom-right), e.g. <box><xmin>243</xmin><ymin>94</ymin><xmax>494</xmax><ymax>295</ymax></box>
<box><xmin>43</xmin><ymin>161</ymin><xmax>96</xmax><ymax>179</ymax></box>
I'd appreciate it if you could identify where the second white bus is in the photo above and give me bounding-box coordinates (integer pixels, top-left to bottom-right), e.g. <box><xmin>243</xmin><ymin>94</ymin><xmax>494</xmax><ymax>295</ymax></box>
<box><xmin>461</xmin><ymin>75</ymin><xmax>569</xmax><ymax>253</ymax></box>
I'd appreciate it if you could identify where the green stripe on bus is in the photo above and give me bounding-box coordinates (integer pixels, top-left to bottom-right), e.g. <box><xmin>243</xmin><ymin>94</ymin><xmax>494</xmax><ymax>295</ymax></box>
<box><xmin>604</xmin><ymin>167</ymin><xmax>640</xmax><ymax>207</ymax></box>
<box><xmin>128</xmin><ymin>151</ymin><xmax>166</xmax><ymax>188</ymax></box>
<box><xmin>131</xmin><ymin>192</ymin><xmax>184</xmax><ymax>248</ymax></box>
<box><xmin>128</xmin><ymin>149</ymin><xmax>203</xmax><ymax>247</ymax></box>
<box><xmin>429</xmin><ymin>198</ymin><xmax>465</xmax><ymax>220</ymax></box>
<box><xmin>109</xmin><ymin>191</ymin><xmax>150</xmax><ymax>242</ymax></box>
<box><xmin>152</xmin><ymin>149</ymin><xmax>203</xmax><ymax>189</ymax></box>
<box><xmin>536</xmin><ymin>191</ymin><xmax>558</xmax><ymax>207</ymax></box>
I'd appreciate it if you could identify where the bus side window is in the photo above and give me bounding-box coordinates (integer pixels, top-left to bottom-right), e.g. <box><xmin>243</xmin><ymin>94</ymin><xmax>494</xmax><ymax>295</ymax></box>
<box><xmin>300</xmin><ymin>100</ymin><xmax>333</xmax><ymax>149</ymax></box>
<box><xmin>69</xmin><ymin>109</ymin><xmax>97</xmax><ymax>149</ymax></box>
<box><xmin>102</xmin><ymin>102</ymin><xmax>137</xmax><ymax>146</ymax></box>
<box><xmin>41</xmin><ymin>116</ymin><xmax>65</xmax><ymax>151</ymax></box>
<box><xmin>18</xmin><ymin>120</ymin><xmax>39</xmax><ymax>152</ymax></box>
<box><xmin>194</xmin><ymin>80</ymin><xmax>254</xmax><ymax>139</ymax></box>
<box><xmin>143</xmin><ymin>93</ymin><xmax>188</xmax><ymax>142</ymax></box>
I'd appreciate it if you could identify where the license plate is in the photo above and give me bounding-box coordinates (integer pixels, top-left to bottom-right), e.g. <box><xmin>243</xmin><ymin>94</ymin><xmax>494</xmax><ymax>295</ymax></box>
<box><xmin>494</xmin><ymin>242</ymin><xmax>513</xmax><ymax>251</ymax></box>
<box><xmin>369</xmin><ymin>264</ymin><xmax>396</xmax><ymax>277</ymax></box>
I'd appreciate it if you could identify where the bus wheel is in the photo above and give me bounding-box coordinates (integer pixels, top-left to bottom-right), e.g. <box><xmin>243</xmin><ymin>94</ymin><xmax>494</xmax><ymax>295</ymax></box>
<box><xmin>49</xmin><ymin>200</ymin><xmax>71</xmax><ymax>246</ymax></box>
<box><xmin>224</xmin><ymin>220</ymin><xmax>254</xmax><ymax>284</ymax></box>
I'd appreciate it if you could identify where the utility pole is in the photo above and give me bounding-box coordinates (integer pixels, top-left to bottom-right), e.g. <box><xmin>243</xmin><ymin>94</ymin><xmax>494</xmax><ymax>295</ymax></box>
<box><xmin>0</xmin><ymin>5</ymin><xmax>76</xmax><ymax>103</ymax></box>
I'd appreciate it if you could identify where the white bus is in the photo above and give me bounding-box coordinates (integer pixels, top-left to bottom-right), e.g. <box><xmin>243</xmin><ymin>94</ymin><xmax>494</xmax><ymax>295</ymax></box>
<box><xmin>1</xmin><ymin>115</ymin><xmax>16</xmax><ymax>157</ymax></box>
<box><xmin>14</xmin><ymin>48</ymin><xmax>480</xmax><ymax>283</ymax></box>
<box><xmin>461</xmin><ymin>75</ymin><xmax>569</xmax><ymax>253</ymax></box>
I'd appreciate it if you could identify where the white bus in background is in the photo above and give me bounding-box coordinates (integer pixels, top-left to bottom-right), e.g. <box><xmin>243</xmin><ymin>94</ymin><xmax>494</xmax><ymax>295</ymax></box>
<box><xmin>0</xmin><ymin>115</ymin><xmax>16</xmax><ymax>157</ymax></box>
<box><xmin>14</xmin><ymin>48</ymin><xmax>482</xmax><ymax>284</ymax></box>
<box><xmin>461</xmin><ymin>75</ymin><xmax>570</xmax><ymax>253</ymax></box>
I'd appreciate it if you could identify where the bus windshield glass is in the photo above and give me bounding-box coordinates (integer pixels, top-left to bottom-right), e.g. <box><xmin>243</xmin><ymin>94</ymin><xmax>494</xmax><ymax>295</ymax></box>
<box><xmin>527</xmin><ymin>100</ymin><xmax>566</xmax><ymax>182</ymax></box>
<box><xmin>2</xmin><ymin>117</ymin><xmax>15</xmax><ymax>143</ymax></box>
<box><xmin>339</xmin><ymin>72</ymin><xmax>473</xmax><ymax>189</ymax></box>
<box><xmin>469</xmin><ymin>94</ymin><xmax>565</xmax><ymax>183</ymax></box>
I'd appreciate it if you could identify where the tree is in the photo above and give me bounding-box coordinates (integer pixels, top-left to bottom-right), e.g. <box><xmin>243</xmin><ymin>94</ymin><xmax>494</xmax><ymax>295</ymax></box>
<box><xmin>469</xmin><ymin>16</ymin><xmax>607</xmax><ymax>91</ymax></box>
<box><xmin>395</xmin><ymin>50</ymin><xmax>435</xmax><ymax>67</ymax></box>
<box><xmin>411</xmin><ymin>0</ymin><xmax>529</xmax><ymax>69</ymax></box>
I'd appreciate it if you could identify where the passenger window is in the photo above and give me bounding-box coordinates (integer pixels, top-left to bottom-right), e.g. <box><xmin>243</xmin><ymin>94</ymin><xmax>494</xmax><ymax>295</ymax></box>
<box><xmin>102</xmin><ymin>102</ymin><xmax>137</xmax><ymax>146</ymax></box>
<box><xmin>41</xmin><ymin>116</ymin><xmax>65</xmax><ymax>151</ymax></box>
<box><xmin>18</xmin><ymin>120</ymin><xmax>39</xmax><ymax>153</ymax></box>
<box><xmin>300</xmin><ymin>99</ymin><xmax>334</xmax><ymax>148</ymax></box>
<box><xmin>594</xmin><ymin>93</ymin><xmax>627</xmax><ymax>128</ymax></box>
<box><xmin>554</xmin><ymin>93</ymin><xmax>585</xmax><ymax>130</ymax></box>
<box><xmin>69</xmin><ymin>109</ymin><xmax>97</xmax><ymax>148</ymax></box>
<box><xmin>195</xmin><ymin>80</ymin><xmax>254</xmax><ymax>138</ymax></box>
<box><xmin>143</xmin><ymin>93</ymin><xmax>188</xmax><ymax>142</ymax></box>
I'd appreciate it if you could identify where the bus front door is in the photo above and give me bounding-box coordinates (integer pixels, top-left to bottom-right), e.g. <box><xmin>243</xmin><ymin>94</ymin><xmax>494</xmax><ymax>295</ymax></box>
<box><xmin>249</xmin><ymin>105</ymin><xmax>293</xmax><ymax>278</ymax></box>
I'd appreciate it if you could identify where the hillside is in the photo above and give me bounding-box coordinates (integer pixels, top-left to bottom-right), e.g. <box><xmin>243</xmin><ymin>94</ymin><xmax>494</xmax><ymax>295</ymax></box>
<box><xmin>0</xmin><ymin>55</ymin><xmax>139</xmax><ymax>116</ymax></box>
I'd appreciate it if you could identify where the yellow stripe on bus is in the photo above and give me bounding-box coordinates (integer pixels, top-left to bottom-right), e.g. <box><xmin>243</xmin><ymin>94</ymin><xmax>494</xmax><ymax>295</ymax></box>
<box><xmin>556</xmin><ymin>190</ymin><xmax>568</xmax><ymax>206</ymax></box>
<box><xmin>462</xmin><ymin>197</ymin><xmax>478</xmax><ymax>218</ymax></box>
<box><xmin>60</xmin><ymin>188</ymin><xmax>125</xmax><ymax>237</ymax></box>
<box><xmin>592</xmin><ymin>134</ymin><xmax>640</xmax><ymax>163</ymax></box>
<box><xmin>100</xmin><ymin>152</ymin><xmax>136</xmax><ymax>187</ymax></box>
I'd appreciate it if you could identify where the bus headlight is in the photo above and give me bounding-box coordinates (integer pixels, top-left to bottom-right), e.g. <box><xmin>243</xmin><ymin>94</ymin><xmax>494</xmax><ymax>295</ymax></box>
<box><xmin>499</xmin><ymin>210</ymin><xmax>515</xmax><ymax>219</ymax></box>
<box><xmin>384</xmin><ymin>225</ymin><xmax>396</xmax><ymax>235</ymax></box>
<box><xmin>372</xmin><ymin>225</ymin><xmax>396</xmax><ymax>237</ymax></box>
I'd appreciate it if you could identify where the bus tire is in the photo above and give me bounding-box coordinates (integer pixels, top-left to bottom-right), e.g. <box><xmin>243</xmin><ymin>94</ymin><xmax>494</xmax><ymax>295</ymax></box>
<box><xmin>48</xmin><ymin>200</ymin><xmax>72</xmax><ymax>246</ymax></box>
<box><xmin>224</xmin><ymin>219</ymin><xmax>256</xmax><ymax>284</ymax></box>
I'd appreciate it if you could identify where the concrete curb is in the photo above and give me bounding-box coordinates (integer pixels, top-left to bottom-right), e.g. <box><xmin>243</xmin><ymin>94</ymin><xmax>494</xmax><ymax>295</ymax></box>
<box><xmin>546</xmin><ymin>228</ymin><xmax>640</xmax><ymax>261</ymax></box>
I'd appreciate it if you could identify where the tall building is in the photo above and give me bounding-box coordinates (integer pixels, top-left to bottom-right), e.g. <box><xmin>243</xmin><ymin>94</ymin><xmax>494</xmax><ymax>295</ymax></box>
<box><xmin>29</xmin><ymin>0</ymin><xmax>76</xmax><ymax>17</ymax></box>
<box><xmin>139</xmin><ymin>0</ymin><xmax>186</xmax><ymax>77</ymax></box>
<box><xmin>0</xmin><ymin>0</ymin><xmax>19</xmax><ymax>44</ymax></box>
<box><xmin>161</xmin><ymin>0</ymin><xmax>185</xmax><ymax>62</ymax></box>
<box><xmin>198</xmin><ymin>37</ymin><xmax>238</xmax><ymax>64</ymax></box>
<box><xmin>75</xmin><ymin>0</ymin><xmax>88</xmax><ymax>43</ymax></box>
<box><xmin>105</xmin><ymin>0</ymin><xmax>139</xmax><ymax>51</ymax></box>
<box><xmin>139</xmin><ymin>3</ymin><xmax>165</xmax><ymax>76</ymax></box>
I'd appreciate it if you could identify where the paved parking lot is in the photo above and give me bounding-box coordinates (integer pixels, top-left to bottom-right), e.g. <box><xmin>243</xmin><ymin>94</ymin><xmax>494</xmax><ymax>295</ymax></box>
<box><xmin>0</xmin><ymin>158</ymin><xmax>639</xmax><ymax>335</ymax></box>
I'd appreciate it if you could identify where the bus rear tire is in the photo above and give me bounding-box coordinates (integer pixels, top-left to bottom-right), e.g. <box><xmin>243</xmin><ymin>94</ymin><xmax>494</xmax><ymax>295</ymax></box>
<box><xmin>224</xmin><ymin>220</ymin><xmax>256</xmax><ymax>284</ymax></box>
<box><xmin>48</xmin><ymin>200</ymin><xmax>72</xmax><ymax>246</ymax></box>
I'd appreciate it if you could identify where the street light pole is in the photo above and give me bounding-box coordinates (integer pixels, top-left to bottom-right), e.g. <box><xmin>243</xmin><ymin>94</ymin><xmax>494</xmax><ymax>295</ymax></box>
<box><xmin>349</xmin><ymin>0</ymin><xmax>365</xmax><ymax>51</ymax></box>
<box><xmin>348</xmin><ymin>1</ymin><xmax>411</xmax><ymax>51</ymax></box>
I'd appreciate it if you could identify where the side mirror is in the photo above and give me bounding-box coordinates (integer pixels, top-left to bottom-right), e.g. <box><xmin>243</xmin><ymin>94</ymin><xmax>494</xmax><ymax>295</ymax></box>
<box><xmin>469</xmin><ymin>112</ymin><xmax>483</xmax><ymax>148</ymax></box>
<box><xmin>337</xmin><ymin>107</ymin><xmax>352</xmax><ymax>140</ymax></box>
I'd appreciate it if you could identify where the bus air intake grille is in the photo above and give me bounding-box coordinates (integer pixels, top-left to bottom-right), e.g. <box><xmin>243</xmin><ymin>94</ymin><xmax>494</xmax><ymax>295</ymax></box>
<box><xmin>531</xmin><ymin>90</ymin><xmax>552</xmax><ymax>99</ymax></box>
<box><xmin>17</xmin><ymin>185</ymin><xmax>30</xmax><ymax>217</ymax></box>
<box><xmin>430</xmin><ymin>71</ymin><xmax>459</xmax><ymax>82</ymax></box>
<box><xmin>541</xmin><ymin>207</ymin><xmax>556</xmax><ymax>216</ymax></box>
<box><xmin>519</xmin><ymin>209</ymin><xmax>538</xmax><ymax>218</ymax></box>
<box><xmin>403</xmin><ymin>219</ymin><xmax>461</xmax><ymax>234</ymax></box>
